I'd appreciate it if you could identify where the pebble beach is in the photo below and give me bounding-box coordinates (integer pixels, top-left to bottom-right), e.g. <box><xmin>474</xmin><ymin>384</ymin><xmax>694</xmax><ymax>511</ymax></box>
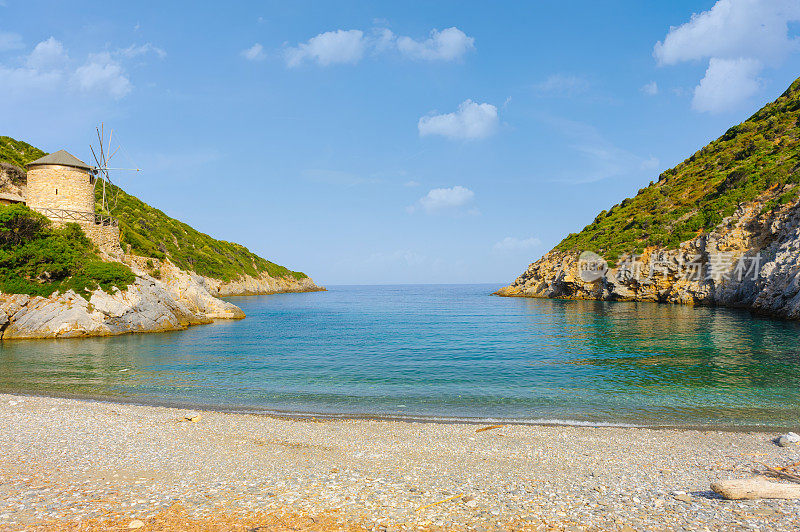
<box><xmin>1</xmin><ymin>393</ymin><xmax>799</xmax><ymax>531</ymax></box>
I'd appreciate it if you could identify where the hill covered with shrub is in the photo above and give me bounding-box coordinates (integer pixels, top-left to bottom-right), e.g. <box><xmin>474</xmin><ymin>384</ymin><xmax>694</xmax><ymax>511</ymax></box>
<box><xmin>0</xmin><ymin>137</ymin><xmax>308</xmax><ymax>283</ymax></box>
<box><xmin>555</xmin><ymin>77</ymin><xmax>800</xmax><ymax>266</ymax></box>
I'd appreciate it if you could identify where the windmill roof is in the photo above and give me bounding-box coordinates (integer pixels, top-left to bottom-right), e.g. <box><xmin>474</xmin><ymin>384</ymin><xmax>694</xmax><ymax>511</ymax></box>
<box><xmin>27</xmin><ymin>150</ymin><xmax>94</xmax><ymax>171</ymax></box>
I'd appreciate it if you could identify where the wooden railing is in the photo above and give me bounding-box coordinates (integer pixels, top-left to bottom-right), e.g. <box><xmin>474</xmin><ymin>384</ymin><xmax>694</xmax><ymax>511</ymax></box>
<box><xmin>32</xmin><ymin>207</ymin><xmax>118</xmax><ymax>227</ymax></box>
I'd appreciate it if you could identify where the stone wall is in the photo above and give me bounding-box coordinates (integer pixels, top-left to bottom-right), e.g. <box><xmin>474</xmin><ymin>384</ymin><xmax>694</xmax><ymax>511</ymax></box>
<box><xmin>26</xmin><ymin>165</ymin><xmax>95</xmax><ymax>213</ymax></box>
<box><xmin>82</xmin><ymin>222</ymin><xmax>122</xmax><ymax>255</ymax></box>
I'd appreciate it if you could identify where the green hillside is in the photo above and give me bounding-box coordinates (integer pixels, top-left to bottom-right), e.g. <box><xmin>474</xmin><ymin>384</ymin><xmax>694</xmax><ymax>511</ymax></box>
<box><xmin>0</xmin><ymin>137</ymin><xmax>307</xmax><ymax>283</ymax></box>
<box><xmin>557</xmin><ymin>77</ymin><xmax>800</xmax><ymax>265</ymax></box>
<box><xmin>0</xmin><ymin>136</ymin><xmax>46</xmax><ymax>169</ymax></box>
<box><xmin>96</xmin><ymin>183</ymin><xmax>306</xmax><ymax>282</ymax></box>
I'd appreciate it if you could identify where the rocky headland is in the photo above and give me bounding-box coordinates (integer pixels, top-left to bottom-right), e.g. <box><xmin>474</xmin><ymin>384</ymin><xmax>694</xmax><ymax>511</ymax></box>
<box><xmin>0</xmin><ymin>135</ymin><xmax>324</xmax><ymax>340</ymax></box>
<box><xmin>497</xmin><ymin>200</ymin><xmax>800</xmax><ymax>320</ymax></box>
<box><xmin>498</xmin><ymin>77</ymin><xmax>800</xmax><ymax>321</ymax></box>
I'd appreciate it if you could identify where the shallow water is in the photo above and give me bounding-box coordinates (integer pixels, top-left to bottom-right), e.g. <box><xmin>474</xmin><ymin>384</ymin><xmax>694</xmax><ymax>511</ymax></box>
<box><xmin>2</xmin><ymin>284</ymin><xmax>800</xmax><ymax>428</ymax></box>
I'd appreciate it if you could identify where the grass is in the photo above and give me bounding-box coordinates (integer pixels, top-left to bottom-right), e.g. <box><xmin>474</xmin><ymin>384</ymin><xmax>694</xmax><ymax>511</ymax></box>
<box><xmin>555</xmin><ymin>76</ymin><xmax>800</xmax><ymax>263</ymax></box>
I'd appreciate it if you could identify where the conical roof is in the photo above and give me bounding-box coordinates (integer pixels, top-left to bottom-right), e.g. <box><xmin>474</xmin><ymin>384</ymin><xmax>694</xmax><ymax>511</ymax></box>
<box><xmin>27</xmin><ymin>150</ymin><xmax>94</xmax><ymax>171</ymax></box>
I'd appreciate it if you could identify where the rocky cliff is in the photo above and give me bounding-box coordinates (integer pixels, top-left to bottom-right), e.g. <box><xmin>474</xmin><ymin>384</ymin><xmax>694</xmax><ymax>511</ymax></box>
<box><xmin>0</xmin><ymin>260</ymin><xmax>245</xmax><ymax>340</ymax></box>
<box><xmin>0</xmin><ymin>135</ymin><xmax>324</xmax><ymax>339</ymax></box>
<box><xmin>497</xmin><ymin>77</ymin><xmax>800</xmax><ymax>320</ymax></box>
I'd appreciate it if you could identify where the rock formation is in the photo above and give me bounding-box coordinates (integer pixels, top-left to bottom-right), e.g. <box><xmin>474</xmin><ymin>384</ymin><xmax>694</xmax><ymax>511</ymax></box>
<box><xmin>497</xmin><ymin>77</ymin><xmax>800</xmax><ymax>321</ymax></box>
<box><xmin>0</xmin><ymin>260</ymin><xmax>245</xmax><ymax>340</ymax></box>
<box><xmin>496</xmin><ymin>200</ymin><xmax>800</xmax><ymax>320</ymax></box>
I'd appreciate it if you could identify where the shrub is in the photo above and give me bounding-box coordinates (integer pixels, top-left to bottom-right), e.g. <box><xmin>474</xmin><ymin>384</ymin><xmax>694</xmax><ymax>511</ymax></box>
<box><xmin>0</xmin><ymin>205</ymin><xmax>135</xmax><ymax>297</ymax></box>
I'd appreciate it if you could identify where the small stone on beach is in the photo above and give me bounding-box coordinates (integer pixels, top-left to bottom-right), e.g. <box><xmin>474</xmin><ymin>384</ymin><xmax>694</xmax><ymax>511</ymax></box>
<box><xmin>128</xmin><ymin>519</ymin><xmax>144</xmax><ymax>529</ymax></box>
<box><xmin>776</xmin><ymin>432</ymin><xmax>800</xmax><ymax>447</ymax></box>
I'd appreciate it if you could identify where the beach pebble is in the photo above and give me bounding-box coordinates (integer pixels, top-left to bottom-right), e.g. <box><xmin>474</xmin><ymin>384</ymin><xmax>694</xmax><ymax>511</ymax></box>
<box><xmin>672</xmin><ymin>491</ymin><xmax>692</xmax><ymax>503</ymax></box>
<box><xmin>128</xmin><ymin>519</ymin><xmax>144</xmax><ymax>529</ymax></box>
<box><xmin>776</xmin><ymin>432</ymin><xmax>800</xmax><ymax>447</ymax></box>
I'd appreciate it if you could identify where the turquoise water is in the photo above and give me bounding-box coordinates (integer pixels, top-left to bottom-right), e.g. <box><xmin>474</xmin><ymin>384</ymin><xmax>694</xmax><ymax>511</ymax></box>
<box><xmin>2</xmin><ymin>284</ymin><xmax>800</xmax><ymax>428</ymax></box>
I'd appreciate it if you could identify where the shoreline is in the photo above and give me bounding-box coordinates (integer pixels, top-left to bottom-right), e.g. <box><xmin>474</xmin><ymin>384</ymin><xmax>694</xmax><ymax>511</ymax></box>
<box><xmin>2</xmin><ymin>393</ymin><xmax>799</xmax><ymax>530</ymax></box>
<box><xmin>1</xmin><ymin>389</ymin><xmax>795</xmax><ymax>433</ymax></box>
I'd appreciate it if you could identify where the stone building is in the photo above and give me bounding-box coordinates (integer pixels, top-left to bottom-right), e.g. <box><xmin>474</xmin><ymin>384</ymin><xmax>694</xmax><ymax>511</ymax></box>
<box><xmin>25</xmin><ymin>150</ymin><xmax>121</xmax><ymax>254</ymax></box>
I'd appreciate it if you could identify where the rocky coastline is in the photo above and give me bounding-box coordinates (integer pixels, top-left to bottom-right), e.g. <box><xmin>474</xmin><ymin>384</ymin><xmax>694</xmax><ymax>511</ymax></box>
<box><xmin>496</xmin><ymin>200</ymin><xmax>800</xmax><ymax>321</ymax></box>
<box><xmin>0</xmin><ymin>257</ymin><xmax>324</xmax><ymax>340</ymax></box>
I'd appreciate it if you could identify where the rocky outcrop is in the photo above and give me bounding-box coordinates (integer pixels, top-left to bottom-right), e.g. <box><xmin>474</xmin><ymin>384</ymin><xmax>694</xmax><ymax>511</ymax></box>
<box><xmin>496</xmin><ymin>200</ymin><xmax>800</xmax><ymax>320</ymax></box>
<box><xmin>123</xmin><ymin>254</ymin><xmax>324</xmax><ymax>297</ymax></box>
<box><xmin>203</xmin><ymin>271</ymin><xmax>324</xmax><ymax>297</ymax></box>
<box><xmin>0</xmin><ymin>265</ymin><xmax>244</xmax><ymax>340</ymax></box>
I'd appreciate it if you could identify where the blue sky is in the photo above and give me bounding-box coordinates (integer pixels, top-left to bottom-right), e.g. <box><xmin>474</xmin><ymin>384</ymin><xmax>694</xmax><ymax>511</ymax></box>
<box><xmin>2</xmin><ymin>1</ymin><xmax>800</xmax><ymax>285</ymax></box>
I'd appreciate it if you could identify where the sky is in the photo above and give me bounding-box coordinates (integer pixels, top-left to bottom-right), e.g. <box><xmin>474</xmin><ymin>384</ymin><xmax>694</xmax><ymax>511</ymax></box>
<box><xmin>2</xmin><ymin>0</ymin><xmax>800</xmax><ymax>285</ymax></box>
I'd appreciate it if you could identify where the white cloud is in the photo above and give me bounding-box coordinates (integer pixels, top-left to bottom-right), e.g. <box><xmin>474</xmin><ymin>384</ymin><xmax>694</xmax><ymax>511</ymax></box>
<box><xmin>0</xmin><ymin>37</ymin><xmax>154</xmax><ymax>100</ymax></box>
<box><xmin>72</xmin><ymin>52</ymin><xmax>132</xmax><ymax>99</ymax></box>
<box><xmin>418</xmin><ymin>100</ymin><xmax>498</xmax><ymax>140</ymax></box>
<box><xmin>410</xmin><ymin>185</ymin><xmax>475</xmax><ymax>213</ymax></box>
<box><xmin>241</xmin><ymin>43</ymin><xmax>266</xmax><ymax>61</ymax></box>
<box><xmin>654</xmin><ymin>0</ymin><xmax>800</xmax><ymax>112</ymax></box>
<box><xmin>534</xmin><ymin>74</ymin><xmax>590</xmax><ymax>96</ymax></box>
<box><xmin>654</xmin><ymin>0</ymin><xmax>800</xmax><ymax>66</ymax></box>
<box><xmin>26</xmin><ymin>37</ymin><xmax>67</xmax><ymax>70</ymax></box>
<box><xmin>118</xmin><ymin>43</ymin><xmax>166</xmax><ymax>59</ymax></box>
<box><xmin>281</xmin><ymin>26</ymin><xmax>475</xmax><ymax>66</ymax></box>
<box><xmin>0</xmin><ymin>31</ymin><xmax>23</xmax><ymax>52</ymax></box>
<box><xmin>692</xmin><ymin>57</ymin><xmax>762</xmax><ymax>113</ymax></box>
<box><xmin>285</xmin><ymin>29</ymin><xmax>367</xmax><ymax>67</ymax></box>
<box><xmin>493</xmin><ymin>236</ymin><xmax>541</xmax><ymax>253</ymax></box>
<box><xmin>641</xmin><ymin>81</ymin><xmax>659</xmax><ymax>95</ymax></box>
<box><xmin>396</xmin><ymin>27</ymin><xmax>474</xmax><ymax>61</ymax></box>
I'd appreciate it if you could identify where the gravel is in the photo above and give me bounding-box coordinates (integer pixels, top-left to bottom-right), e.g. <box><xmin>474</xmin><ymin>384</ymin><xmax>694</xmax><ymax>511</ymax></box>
<box><xmin>1</xmin><ymin>393</ymin><xmax>799</xmax><ymax>530</ymax></box>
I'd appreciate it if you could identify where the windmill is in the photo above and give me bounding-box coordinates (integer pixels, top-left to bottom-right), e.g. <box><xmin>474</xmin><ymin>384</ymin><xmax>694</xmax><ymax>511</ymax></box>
<box><xmin>90</xmin><ymin>123</ymin><xmax>140</xmax><ymax>215</ymax></box>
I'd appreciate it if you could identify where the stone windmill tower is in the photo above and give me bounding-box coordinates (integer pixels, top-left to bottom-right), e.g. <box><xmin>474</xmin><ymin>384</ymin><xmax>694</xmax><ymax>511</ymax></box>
<box><xmin>25</xmin><ymin>149</ymin><xmax>122</xmax><ymax>254</ymax></box>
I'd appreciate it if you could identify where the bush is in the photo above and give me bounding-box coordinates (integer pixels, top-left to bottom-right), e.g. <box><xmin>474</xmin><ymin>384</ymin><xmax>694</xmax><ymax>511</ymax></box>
<box><xmin>0</xmin><ymin>205</ymin><xmax>135</xmax><ymax>297</ymax></box>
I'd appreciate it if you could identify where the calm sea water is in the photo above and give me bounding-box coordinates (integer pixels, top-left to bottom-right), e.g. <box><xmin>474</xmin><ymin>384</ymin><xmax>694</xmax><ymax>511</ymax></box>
<box><xmin>2</xmin><ymin>284</ymin><xmax>800</xmax><ymax>428</ymax></box>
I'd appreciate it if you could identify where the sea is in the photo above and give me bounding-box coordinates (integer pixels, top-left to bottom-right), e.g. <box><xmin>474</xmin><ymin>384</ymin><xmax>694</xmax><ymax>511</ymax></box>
<box><xmin>2</xmin><ymin>284</ymin><xmax>799</xmax><ymax>429</ymax></box>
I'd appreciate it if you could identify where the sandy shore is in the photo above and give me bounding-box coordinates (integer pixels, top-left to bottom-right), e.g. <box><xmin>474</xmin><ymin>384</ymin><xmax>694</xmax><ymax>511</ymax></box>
<box><xmin>0</xmin><ymin>394</ymin><xmax>799</xmax><ymax>531</ymax></box>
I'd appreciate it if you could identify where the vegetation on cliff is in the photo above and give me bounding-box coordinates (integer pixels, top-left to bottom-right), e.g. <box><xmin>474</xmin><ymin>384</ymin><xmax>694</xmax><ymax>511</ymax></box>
<box><xmin>0</xmin><ymin>204</ymin><xmax>134</xmax><ymax>296</ymax></box>
<box><xmin>96</xmin><ymin>183</ymin><xmax>307</xmax><ymax>282</ymax></box>
<box><xmin>0</xmin><ymin>136</ymin><xmax>308</xmax><ymax>284</ymax></box>
<box><xmin>0</xmin><ymin>136</ymin><xmax>46</xmax><ymax>169</ymax></box>
<box><xmin>556</xmin><ymin>77</ymin><xmax>800</xmax><ymax>265</ymax></box>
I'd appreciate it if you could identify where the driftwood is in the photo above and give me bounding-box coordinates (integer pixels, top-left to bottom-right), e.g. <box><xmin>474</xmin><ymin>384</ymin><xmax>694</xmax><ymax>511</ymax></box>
<box><xmin>711</xmin><ymin>476</ymin><xmax>800</xmax><ymax>500</ymax></box>
<box><xmin>475</xmin><ymin>425</ymin><xmax>504</xmax><ymax>433</ymax></box>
